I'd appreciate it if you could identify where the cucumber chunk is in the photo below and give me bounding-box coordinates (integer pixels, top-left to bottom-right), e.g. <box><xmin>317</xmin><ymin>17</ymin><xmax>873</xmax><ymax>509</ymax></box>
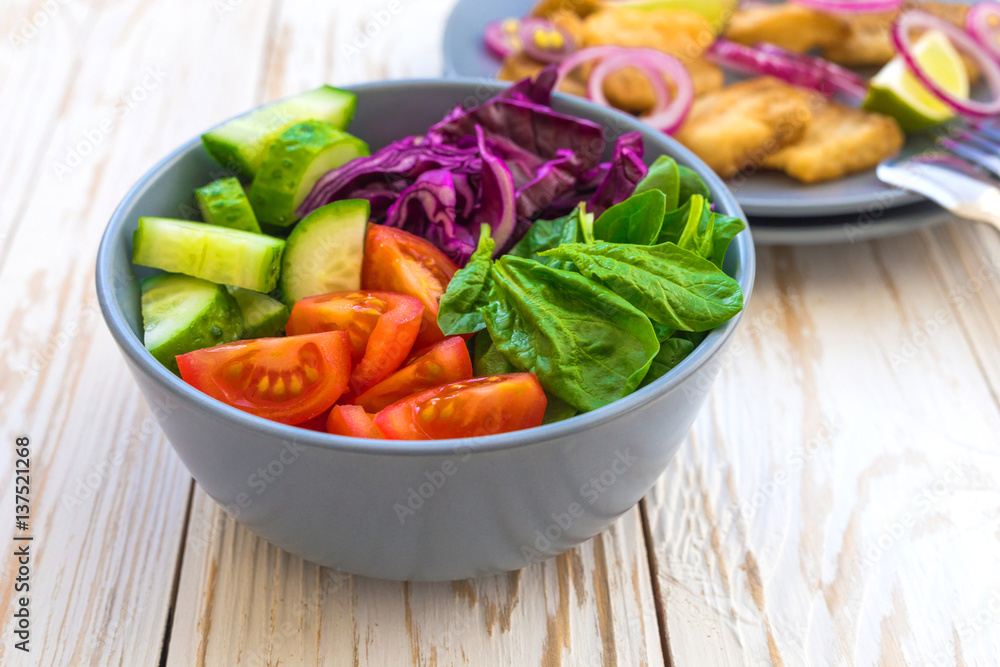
<box><xmin>141</xmin><ymin>274</ymin><xmax>243</xmax><ymax>374</ymax></box>
<box><xmin>279</xmin><ymin>199</ymin><xmax>369</xmax><ymax>305</ymax></box>
<box><xmin>201</xmin><ymin>86</ymin><xmax>357</xmax><ymax>178</ymax></box>
<box><xmin>133</xmin><ymin>217</ymin><xmax>285</xmax><ymax>292</ymax></box>
<box><xmin>195</xmin><ymin>177</ymin><xmax>261</xmax><ymax>233</ymax></box>
<box><xmin>226</xmin><ymin>286</ymin><xmax>289</xmax><ymax>338</ymax></box>
<box><xmin>249</xmin><ymin>123</ymin><xmax>369</xmax><ymax>227</ymax></box>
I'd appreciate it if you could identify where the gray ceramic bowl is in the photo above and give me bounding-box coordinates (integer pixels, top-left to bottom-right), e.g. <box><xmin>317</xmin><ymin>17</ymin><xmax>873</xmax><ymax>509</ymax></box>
<box><xmin>96</xmin><ymin>79</ymin><xmax>755</xmax><ymax>581</ymax></box>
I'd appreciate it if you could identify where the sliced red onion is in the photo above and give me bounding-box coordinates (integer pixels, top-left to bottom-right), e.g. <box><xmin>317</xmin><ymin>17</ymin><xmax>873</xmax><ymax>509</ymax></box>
<box><xmin>588</xmin><ymin>52</ymin><xmax>693</xmax><ymax>134</ymax></box>
<box><xmin>555</xmin><ymin>46</ymin><xmax>694</xmax><ymax>134</ymax></box>
<box><xmin>484</xmin><ymin>18</ymin><xmax>523</xmax><ymax>59</ymax></box>
<box><xmin>966</xmin><ymin>2</ymin><xmax>1000</xmax><ymax>62</ymax></box>
<box><xmin>707</xmin><ymin>39</ymin><xmax>868</xmax><ymax>100</ymax></box>
<box><xmin>790</xmin><ymin>0</ymin><xmax>902</xmax><ymax>13</ymax></box>
<box><xmin>519</xmin><ymin>18</ymin><xmax>576</xmax><ymax>64</ymax></box>
<box><xmin>893</xmin><ymin>10</ymin><xmax>1000</xmax><ymax>118</ymax></box>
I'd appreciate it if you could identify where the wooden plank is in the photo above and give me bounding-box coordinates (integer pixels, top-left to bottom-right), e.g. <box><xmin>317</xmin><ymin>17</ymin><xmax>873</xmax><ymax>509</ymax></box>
<box><xmin>0</xmin><ymin>1</ymin><xmax>276</xmax><ymax>664</ymax></box>
<box><xmin>643</xmin><ymin>228</ymin><xmax>1000</xmax><ymax>666</ymax></box>
<box><xmin>168</xmin><ymin>491</ymin><xmax>662</xmax><ymax>666</ymax></box>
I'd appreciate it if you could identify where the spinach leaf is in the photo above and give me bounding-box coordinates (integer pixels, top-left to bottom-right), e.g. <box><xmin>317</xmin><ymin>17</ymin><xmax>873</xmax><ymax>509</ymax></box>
<box><xmin>709</xmin><ymin>213</ymin><xmax>746</xmax><ymax>270</ymax></box>
<box><xmin>677</xmin><ymin>165</ymin><xmax>712</xmax><ymax>205</ymax></box>
<box><xmin>483</xmin><ymin>256</ymin><xmax>658</xmax><ymax>412</ymax></box>
<box><xmin>653</xmin><ymin>322</ymin><xmax>676</xmax><ymax>342</ymax></box>
<box><xmin>437</xmin><ymin>225</ymin><xmax>495</xmax><ymax>335</ymax></box>
<box><xmin>541</xmin><ymin>241</ymin><xmax>744</xmax><ymax>332</ymax></box>
<box><xmin>657</xmin><ymin>197</ymin><xmax>693</xmax><ymax>245</ymax></box>
<box><xmin>677</xmin><ymin>195</ymin><xmax>714</xmax><ymax>261</ymax></box>
<box><xmin>639</xmin><ymin>338</ymin><xmax>695</xmax><ymax>388</ymax></box>
<box><xmin>633</xmin><ymin>155</ymin><xmax>679</xmax><ymax>211</ymax></box>
<box><xmin>472</xmin><ymin>330</ymin><xmax>518</xmax><ymax>376</ymax></box>
<box><xmin>508</xmin><ymin>204</ymin><xmax>588</xmax><ymax>270</ymax></box>
<box><xmin>543</xmin><ymin>394</ymin><xmax>578</xmax><ymax>424</ymax></box>
<box><xmin>593</xmin><ymin>190</ymin><xmax>665</xmax><ymax>245</ymax></box>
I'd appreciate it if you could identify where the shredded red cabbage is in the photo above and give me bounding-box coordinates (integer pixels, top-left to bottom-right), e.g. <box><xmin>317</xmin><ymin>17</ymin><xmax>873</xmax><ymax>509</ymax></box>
<box><xmin>299</xmin><ymin>68</ymin><xmax>649</xmax><ymax>265</ymax></box>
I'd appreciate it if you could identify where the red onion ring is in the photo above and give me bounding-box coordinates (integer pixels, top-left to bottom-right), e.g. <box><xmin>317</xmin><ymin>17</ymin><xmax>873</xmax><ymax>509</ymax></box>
<box><xmin>966</xmin><ymin>2</ymin><xmax>1000</xmax><ymax>62</ymax></box>
<box><xmin>519</xmin><ymin>18</ymin><xmax>576</xmax><ymax>64</ymax></box>
<box><xmin>892</xmin><ymin>10</ymin><xmax>1000</xmax><ymax>118</ymax></box>
<box><xmin>587</xmin><ymin>53</ymin><xmax>694</xmax><ymax>134</ymax></box>
<box><xmin>484</xmin><ymin>18</ymin><xmax>523</xmax><ymax>59</ymax></box>
<box><xmin>707</xmin><ymin>39</ymin><xmax>868</xmax><ymax>100</ymax></box>
<box><xmin>555</xmin><ymin>46</ymin><xmax>694</xmax><ymax>134</ymax></box>
<box><xmin>790</xmin><ymin>0</ymin><xmax>902</xmax><ymax>13</ymax></box>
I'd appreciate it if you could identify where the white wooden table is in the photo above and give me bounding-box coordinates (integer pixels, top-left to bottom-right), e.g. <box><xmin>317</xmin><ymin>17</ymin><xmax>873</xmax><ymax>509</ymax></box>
<box><xmin>3</xmin><ymin>1</ymin><xmax>1000</xmax><ymax>664</ymax></box>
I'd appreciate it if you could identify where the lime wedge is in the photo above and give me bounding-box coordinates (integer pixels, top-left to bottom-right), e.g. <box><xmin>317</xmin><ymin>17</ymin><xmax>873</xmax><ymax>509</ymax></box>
<box><xmin>862</xmin><ymin>30</ymin><xmax>970</xmax><ymax>132</ymax></box>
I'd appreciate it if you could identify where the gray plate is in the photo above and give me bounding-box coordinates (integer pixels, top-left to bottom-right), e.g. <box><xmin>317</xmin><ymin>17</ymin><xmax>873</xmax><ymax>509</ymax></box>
<box><xmin>751</xmin><ymin>200</ymin><xmax>953</xmax><ymax>245</ymax></box>
<box><xmin>442</xmin><ymin>0</ymin><xmax>942</xmax><ymax>219</ymax></box>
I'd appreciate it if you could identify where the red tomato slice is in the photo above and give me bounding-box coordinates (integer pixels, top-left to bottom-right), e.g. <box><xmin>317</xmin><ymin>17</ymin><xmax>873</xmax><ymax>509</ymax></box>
<box><xmin>326</xmin><ymin>405</ymin><xmax>384</xmax><ymax>439</ymax></box>
<box><xmin>361</xmin><ymin>225</ymin><xmax>459</xmax><ymax>350</ymax></box>
<box><xmin>374</xmin><ymin>373</ymin><xmax>547</xmax><ymax>440</ymax></box>
<box><xmin>353</xmin><ymin>337</ymin><xmax>474</xmax><ymax>413</ymax></box>
<box><xmin>298</xmin><ymin>408</ymin><xmax>332</xmax><ymax>432</ymax></box>
<box><xmin>177</xmin><ymin>332</ymin><xmax>351</xmax><ymax>425</ymax></box>
<box><xmin>286</xmin><ymin>290</ymin><xmax>423</xmax><ymax>396</ymax></box>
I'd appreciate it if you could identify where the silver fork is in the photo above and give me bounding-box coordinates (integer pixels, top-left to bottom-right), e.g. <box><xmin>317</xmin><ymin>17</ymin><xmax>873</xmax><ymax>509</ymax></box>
<box><xmin>877</xmin><ymin>126</ymin><xmax>1000</xmax><ymax>233</ymax></box>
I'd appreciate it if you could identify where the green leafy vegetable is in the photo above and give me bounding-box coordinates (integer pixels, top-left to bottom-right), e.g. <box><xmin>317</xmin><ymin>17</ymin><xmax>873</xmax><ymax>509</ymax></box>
<box><xmin>472</xmin><ymin>330</ymin><xmax>518</xmax><ymax>376</ymax></box>
<box><xmin>677</xmin><ymin>165</ymin><xmax>712</xmax><ymax>205</ymax></box>
<box><xmin>640</xmin><ymin>338</ymin><xmax>695</xmax><ymax>388</ymax></box>
<box><xmin>709</xmin><ymin>213</ymin><xmax>746</xmax><ymax>270</ymax></box>
<box><xmin>677</xmin><ymin>195</ymin><xmax>714</xmax><ymax>260</ymax></box>
<box><xmin>633</xmin><ymin>155</ymin><xmax>679</xmax><ymax>211</ymax></box>
<box><xmin>508</xmin><ymin>204</ymin><xmax>587</xmax><ymax>270</ymax></box>
<box><xmin>593</xmin><ymin>190</ymin><xmax>665</xmax><ymax>245</ymax></box>
<box><xmin>437</xmin><ymin>225</ymin><xmax>495</xmax><ymax>335</ymax></box>
<box><xmin>483</xmin><ymin>256</ymin><xmax>658</xmax><ymax>412</ymax></box>
<box><xmin>541</xmin><ymin>241</ymin><xmax>744</xmax><ymax>332</ymax></box>
<box><xmin>542</xmin><ymin>394</ymin><xmax>578</xmax><ymax>424</ymax></box>
<box><xmin>653</xmin><ymin>323</ymin><xmax>676</xmax><ymax>342</ymax></box>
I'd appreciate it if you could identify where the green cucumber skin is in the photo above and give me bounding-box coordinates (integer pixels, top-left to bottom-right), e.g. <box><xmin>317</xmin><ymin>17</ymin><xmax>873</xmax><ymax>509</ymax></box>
<box><xmin>132</xmin><ymin>217</ymin><xmax>285</xmax><ymax>293</ymax></box>
<box><xmin>195</xmin><ymin>177</ymin><xmax>261</xmax><ymax>233</ymax></box>
<box><xmin>279</xmin><ymin>199</ymin><xmax>370</xmax><ymax>305</ymax></box>
<box><xmin>249</xmin><ymin>123</ymin><xmax>369</xmax><ymax>227</ymax></box>
<box><xmin>141</xmin><ymin>274</ymin><xmax>243</xmax><ymax>374</ymax></box>
<box><xmin>226</xmin><ymin>286</ymin><xmax>290</xmax><ymax>338</ymax></box>
<box><xmin>201</xmin><ymin>86</ymin><xmax>357</xmax><ymax>178</ymax></box>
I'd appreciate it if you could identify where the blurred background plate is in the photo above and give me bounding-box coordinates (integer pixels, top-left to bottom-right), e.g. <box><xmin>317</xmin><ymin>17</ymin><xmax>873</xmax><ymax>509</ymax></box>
<box><xmin>441</xmin><ymin>0</ymin><xmax>975</xmax><ymax>227</ymax></box>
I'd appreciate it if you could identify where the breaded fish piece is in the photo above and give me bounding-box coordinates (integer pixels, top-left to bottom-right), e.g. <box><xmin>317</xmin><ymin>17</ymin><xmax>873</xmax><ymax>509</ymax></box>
<box><xmin>725</xmin><ymin>4</ymin><xmax>849</xmax><ymax>53</ymax></box>
<box><xmin>675</xmin><ymin>77</ymin><xmax>819</xmax><ymax>178</ymax></box>
<box><xmin>582</xmin><ymin>7</ymin><xmax>716</xmax><ymax>61</ymax></box>
<box><xmin>602</xmin><ymin>58</ymin><xmax>724</xmax><ymax>113</ymax></box>
<box><xmin>763</xmin><ymin>104</ymin><xmax>904</xmax><ymax>183</ymax></box>
<box><xmin>530</xmin><ymin>0</ymin><xmax>599</xmax><ymax>19</ymax></box>
<box><xmin>822</xmin><ymin>2</ymin><xmax>970</xmax><ymax>67</ymax></box>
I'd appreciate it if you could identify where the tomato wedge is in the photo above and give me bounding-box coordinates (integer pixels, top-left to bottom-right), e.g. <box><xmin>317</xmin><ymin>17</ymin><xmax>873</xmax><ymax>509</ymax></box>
<box><xmin>361</xmin><ymin>225</ymin><xmax>459</xmax><ymax>350</ymax></box>
<box><xmin>327</xmin><ymin>405</ymin><xmax>384</xmax><ymax>439</ymax></box>
<box><xmin>374</xmin><ymin>373</ymin><xmax>547</xmax><ymax>440</ymax></box>
<box><xmin>286</xmin><ymin>290</ymin><xmax>423</xmax><ymax>395</ymax></box>
<box><xmin>177</xmin><ymin>331</ymin><xmax>351</xmax><ymax>425</ymax></box>
<box><xmin>353</xmin><ymin>336</ymin><xmax>473</xmax><ymax>413</ymax></box>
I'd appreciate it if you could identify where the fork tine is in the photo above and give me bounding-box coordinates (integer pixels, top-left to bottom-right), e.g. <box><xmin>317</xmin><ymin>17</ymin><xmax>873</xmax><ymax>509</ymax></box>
<box><xmin>958</xmin><ymin>130</ymin><xmax>1000</xmax><ymax>154</ymax></box>
<box><xmin>940</xmin><ymin>137</ymin><xmax>1000</xmax><ymax>178</ymax></box>
<box><xmin>972</xmin><ymin>122</ymin><xmax>1000</xmax><ymax>144</ymax></box>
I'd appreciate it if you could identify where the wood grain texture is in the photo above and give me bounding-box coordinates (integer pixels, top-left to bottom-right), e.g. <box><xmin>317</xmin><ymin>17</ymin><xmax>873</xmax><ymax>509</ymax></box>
<box><xmin>644</xmin><ymin>227</ymin><xmax>1000</xmax><ymax>666</ymax></box>
<box><xmin>168</xmin><ymin>492</ymin><xmax>662</xmax><ymax>666</ymax></box>
<box><xmin>0</xmin><ymin>0</ymin><xmax>276</xmax><ymax>664</ymax></box>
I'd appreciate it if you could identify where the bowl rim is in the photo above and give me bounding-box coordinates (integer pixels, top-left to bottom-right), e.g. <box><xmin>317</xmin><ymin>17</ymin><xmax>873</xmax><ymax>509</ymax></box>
<box><xmin>96</xmin><ymin>77</ymin><xmax>756</xmax><ymax>458</ymax></box>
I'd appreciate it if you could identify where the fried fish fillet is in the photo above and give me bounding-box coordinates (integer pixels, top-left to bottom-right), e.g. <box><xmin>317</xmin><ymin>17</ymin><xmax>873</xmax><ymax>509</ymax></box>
<box><xmin>822</xmin><ymin>2</ymin><xmax>970</xmax><ymax>67</ymax></box>
<box><xmin>725</xmin><ymin>3</ymin><xmax>849</xmax><ymax>53</ymax></box>
<box><xmin>582</xmin><ymin>7</ymin><xmax>716</xmax><ymax>60</ymax></box>
<box><xmin>762</xmin><ymin>103</ymin><xmax>904</xmax><ymax>183</ymax></box>
<box><xmin>675</xmin><ymin>77</ymin><xmax>819</xmax><ymax>178</ymax></box>
<box><xmin>530</xmin><ymin>0</ymin><xmax>599</xmax><ymax>19</ymax></box>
